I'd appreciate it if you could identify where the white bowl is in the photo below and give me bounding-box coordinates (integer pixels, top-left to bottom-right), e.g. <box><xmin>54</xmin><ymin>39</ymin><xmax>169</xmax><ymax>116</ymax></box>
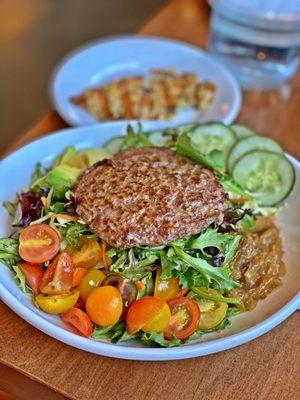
<box><xmin>0</xmin><ymin>122</ymin><xmax>299</xmax><ymax>360</ymax></box>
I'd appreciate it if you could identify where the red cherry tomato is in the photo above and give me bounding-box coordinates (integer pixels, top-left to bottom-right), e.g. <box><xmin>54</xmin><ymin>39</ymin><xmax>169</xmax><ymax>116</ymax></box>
<box><xmin>40</xmin><ymin>252</ymin><xmax>74</xmax><ymax>295</ymax></box>
<box><xmin>19</xmin><ymin>224</ymin><xmax>60</xmax><ymax>263</ymax></box>
<box><xmin>61</xmin><ymin>307</ymin><xmax>93</xmax><ymax>338</ymax></box>
<box><xmin>19</xmin><ymin>262</ymin><xmax>44</xmax><ymax>294</ymax></box>
<box><xmin>164</xmin><ymin>297</ymin><xmax>200</xmax><ymax>340</ymax></box>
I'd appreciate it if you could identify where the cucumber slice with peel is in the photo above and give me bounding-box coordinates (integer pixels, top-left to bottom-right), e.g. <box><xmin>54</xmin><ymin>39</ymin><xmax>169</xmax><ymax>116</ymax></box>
<box><xmin>189</xmin><ymin>122</ymin><xmax>237</xmax><ymax>157</ymax></box>
<box><xmin>231</xmin><ymin>124</ymin><xmax>256</xmax><ymax>139</ymax></box>
<box><xmin>103</xmin><ymin>136</ymin><xmax>124</xmax><ymax>155</ymax></box>
<box><xmin>232</xmin><ymin>150</ymin><xmax>295</xmax><ymax>206</ymax></box>
<box><xmin>227</xmin><ymin>135</ymin><xmax>283</xmax><ymax>173</ymax></box>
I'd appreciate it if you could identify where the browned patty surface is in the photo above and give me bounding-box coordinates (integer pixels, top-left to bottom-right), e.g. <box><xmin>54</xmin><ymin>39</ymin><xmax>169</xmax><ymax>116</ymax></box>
<box><xmin>73</xmin><ymin>147</ymin><xmax>228</xmax><ymax>248</ymax></box>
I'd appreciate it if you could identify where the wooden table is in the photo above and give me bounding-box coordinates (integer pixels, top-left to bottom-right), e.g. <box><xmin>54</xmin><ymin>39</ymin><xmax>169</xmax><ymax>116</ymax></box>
<box><xmin>1</xmin><ymin>1</ymin><xmax>299</xmax><ymax>399</ymax></box>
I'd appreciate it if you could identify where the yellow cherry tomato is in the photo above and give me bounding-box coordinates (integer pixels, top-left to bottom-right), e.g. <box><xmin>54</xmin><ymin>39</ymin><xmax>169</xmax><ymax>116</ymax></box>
<box><xmin>35</xmin><ymin>290</ymin><xmax>79</xmax><ymax>314</ymax></box>
<box><xmin>187</xmin><ymin>287</ymin><xmax>228</xmax><ymax>330</ymax></box>
<box><xmin>67</xmin><ymin>238</ymin><xmax>102</xmax><ymax>269</ymax></box>
<box><xmin>78</xmin><ymin>268</ymin><xmax>106</xmax><ymax>302</ymax></box>
<box><xmin>142</xmin><ymin>303</ymin><xmax>171</xmax><ymax>333</ymax></box>
<box><xmin>154</xmin><ymin>267</ymin><xmax>180</xmax><ymax>301</ymax></box>
<box><xmin>86</xmin><ymin>286</ymin><xmax>123</xmax><ymax>327</ymax></box>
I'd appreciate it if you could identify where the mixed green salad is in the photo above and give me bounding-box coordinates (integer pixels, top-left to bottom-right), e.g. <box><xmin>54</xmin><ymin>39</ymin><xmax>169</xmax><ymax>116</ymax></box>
<box><xmin>0</xmin><ymin>122</ymin><xmax>295</xmax><ymax>346</ymax></box>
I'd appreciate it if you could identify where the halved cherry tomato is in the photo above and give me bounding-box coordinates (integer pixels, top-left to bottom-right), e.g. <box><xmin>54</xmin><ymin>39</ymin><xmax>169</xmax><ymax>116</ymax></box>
<box><xmin>19</xmin><ymin>224</ymin><xmax>60</xmax><ymax>263</ymax></box>
<box><xmin>66</xmin><ymin>238</ymin><xmax>102</xmax><ymax>269</ymax></box>
<box><xmin>164</xmin><ymin>297</ymin><xmax>200</xmax><ymax>340</ymax></box>
<box><xmin>61</xmin><ymin>307</ymin><xmax>93</xmax><ymax>338</ymax></box>
<box><xmin>72</xmin><ymin>267</ymin><xmax>87</xmax><ymax>287</ymax></box>
<box><xmin>19</xmin><ymin>262</ymin><xmax>44</xmax><ymax>294</ymax></box>
<box><xmin>187</xmin><ymin>287</ymin><xmax>228</xmax><ymax>330</ymax></box>
<box><xmin>40</xmin><ymin>252</ymin><xmax>74</xmax><ymax>295</ymax></box>
<box><xmin>154</xmin><ymin>267</ymin><xmax>180</xmax><ymax>301</ymax></box>
<box><xmin>142</xmin><ymin>303</ymin><xmax>171</xmax><ymax>333</ymax></box>
<box><xmin>35</xmin><ymin>289</ymin><xmax>79</xmax><ymax>314</ymax></box>
<box><xmin>78</xmin><ymin>268</ymin><xmax>106</xmax><ymax>302</ymax></box>
<box><xmin>126</xmin><ymin>296</ymin><xmax>167</xmax><ymax>334</ymax></box>
<box><xmin>86</xmin><ymin>286</ymin><xmax>123</xmax><ymax>327</ymax></box>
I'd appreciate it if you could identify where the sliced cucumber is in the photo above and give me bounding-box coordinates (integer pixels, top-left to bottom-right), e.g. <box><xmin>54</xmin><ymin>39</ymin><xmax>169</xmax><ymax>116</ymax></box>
<box><xmin>103</xmin><ymin>136</ymin><xmax>124</xmax><ymax>155</ymax></box>
<box><xmin>227</xmin><ymin>135</ymin><xmax>283</xmax><ymax>173</ymax></box>
<box><xmin>176</xmin><ymin>123</ymin><xmax>197</xmax><ymax>135</ymax></box>
<box><xmin>189</xmin><ymin>122</ymin><xmax>237</xmax><ymax>157</ymax></box>
<box><xmin>148</xmin><ymin>124</ymin><xmax>196</xmax><ymax>147</ymax></box>
<box><xmin>232</xmin><ymin>150</ymin><xmax>295</xmax><ymax>206</ymax></box>
<box><xmin>147</xmin><ymin>130</ymin><xmax>168</xmax><ymax>147</ymax></box>
<box><xmin>231</xmin><ymin>124</ymin><xmax>256</xmax><ymax>139</ymax></box>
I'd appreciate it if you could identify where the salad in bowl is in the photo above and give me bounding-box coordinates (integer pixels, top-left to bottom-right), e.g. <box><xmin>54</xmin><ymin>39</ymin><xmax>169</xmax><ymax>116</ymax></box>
<box><xmin>0</xmin><ymin>122</ymin><xmax>295</xmax><ymax>347</ymax></box>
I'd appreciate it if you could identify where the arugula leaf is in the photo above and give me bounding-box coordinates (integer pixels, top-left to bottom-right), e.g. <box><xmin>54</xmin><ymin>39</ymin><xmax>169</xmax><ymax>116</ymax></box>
<box><xmin>173</xmin><ymin>246</ymin><xmax>240</xmax><ymax>292</ymax></box>
<box><xmin>0</xmin><ymin>238</ymin><xmax>21</xmax><ymax>267</ymax></box>
<box><xmin>123</xmin><ymin>124</ymin><xmax>153</xmax><ymax>148</ymax></box>
<box><xmin>191</xmin><ymin>228</ymin><xmax>241</xmax><ymax>265</ymax></box>
<box><xmin>190</xmin><ymin>286</ymin><xmax>241</xmax><ymax>304</ymax></box>
<box><xmin>12</xmin><ymin>265</ymin><xmax>32</xmax><ymax>296</ymax></box>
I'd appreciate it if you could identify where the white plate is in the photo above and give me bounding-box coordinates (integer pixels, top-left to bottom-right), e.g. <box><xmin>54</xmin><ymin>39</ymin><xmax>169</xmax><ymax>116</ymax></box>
<box><xmin>0</xmin><ymin>122</ymin><xmax>299</xmax><ymax>361</ymax></box>
<box><xmin>50</xmin><ymin>35</ymin><xmax>241</xmax><ymax>126</ymax></box>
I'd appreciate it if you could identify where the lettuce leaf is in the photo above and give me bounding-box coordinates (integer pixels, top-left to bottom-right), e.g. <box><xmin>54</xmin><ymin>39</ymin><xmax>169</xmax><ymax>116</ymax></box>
<box><xmin>92</xmin><ymin>321</ymin><xmax>136</xmax><ymax>343</ymax></box>
<box><xmin>12</xmin><ymin>264</ymin><xmax>32</xmax><ymax>296</ymax></box>
<box><xmin>123</xmin><ymin>124</ymin><xmax>153</xmax><ymax>148</ymax></box>
<box><xmin>58</xmin><ymin>222</ymin><xmax>95</xmax><ymax>249</ymax></box>
<box><xmin>0</xmin><ymin>238</ymin><xmax>21</xmax><ymax>267</ymax></box>
<box><xmin>140</xmin><ymin>332</ymin><xmax>182</xmax><ymax>347</ymax></box>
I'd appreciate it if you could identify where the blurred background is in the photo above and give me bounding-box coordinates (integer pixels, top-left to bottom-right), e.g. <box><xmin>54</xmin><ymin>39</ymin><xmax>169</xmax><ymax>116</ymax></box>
<box><xmin>0</xmin><ymin>0</ymin><xmax>167</xmax><ymax>152</ymax></box>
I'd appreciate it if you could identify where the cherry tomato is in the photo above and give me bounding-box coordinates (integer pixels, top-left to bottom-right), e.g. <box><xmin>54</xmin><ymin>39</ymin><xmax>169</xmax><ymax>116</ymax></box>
<box><xmin>154</xmin><ymin>267</ymin><xmax>179</xmax><ymax>301</ymax></box>
<box><xmin>86</xmin><ymin>286</ymin><xmax>123</xmax><ymax>327</ymax></box>
<box><xmin>67</xmin><ymin>238</ymin><xmax>102</xmax><ymax>269</ymax></box>
<box><xmin>164</xmin><ymin>297</ymin><xmax>200</xmax><ymax>340</ymax></box>
<box><xmin>126</xmin><ymin>296</ymin><xmax>167</xmax><ymax>334</ymax></box>
<box><xmin>35</xmin><ymin>289</ymin><xmax>79</xmax><ymax>314</ymax></box>
<box><xmin>142</xmin><ymin>304</ymin><xmax>171</xmax><ymax>333</ymax></box>
<box><xmin>40</xmin><ymin>252</ymin><xmax>74</xmax><ymax>295</ymax></box>
<box><xmin>187</xmin><ymin>287</ymin><xmax>228</xmax><ymax>330</ymax></box>
<box><xmin>19</xmin><ymin>224</ymin><xmax>60</xmax><ymax>263</ymax></box>
<box><xmin>78</xmin><ymin>268</ymin><xmax>106</xmax><ymax>302</ymax></box>
<box><xmin>101</xmin><ymin>274</ymin><xmax>137</xmax><ymax>315</ymax></box>
<box><xmin>72</xmin><ymin>267</ymin><xmax>87</xmax><ymax>287</ymax></box>
<box><xmin>19</xmin><ymin>262</ymin><xmax>44</xmax><ymax>294</ymax></box>
<box><xmin>61</xmin><ymin>307</ymin><xmax>93</xmax><ymax>338</ymax></box>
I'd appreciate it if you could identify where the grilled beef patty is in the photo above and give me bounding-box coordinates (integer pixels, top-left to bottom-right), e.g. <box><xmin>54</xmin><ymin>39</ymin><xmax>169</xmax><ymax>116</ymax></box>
<box><xmin>73</xmin><ymin>147</ymin><xmax>228</xmax><ymax>248</ymax></box>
